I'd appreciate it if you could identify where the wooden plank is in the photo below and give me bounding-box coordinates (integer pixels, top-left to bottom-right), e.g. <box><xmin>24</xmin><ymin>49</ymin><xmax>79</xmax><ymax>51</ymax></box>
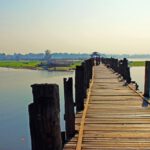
<box><xmin>64</xmin><ymin>64</ymin><xmax>150</xmax><ymax>150</ymax></box>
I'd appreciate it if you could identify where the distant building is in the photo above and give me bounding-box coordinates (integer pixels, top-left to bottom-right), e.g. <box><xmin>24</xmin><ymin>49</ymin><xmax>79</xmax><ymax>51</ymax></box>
<box><xmin>91</xmin><ymin>52</ymin><xmax>101</xmax><ymax>58</ymax></box>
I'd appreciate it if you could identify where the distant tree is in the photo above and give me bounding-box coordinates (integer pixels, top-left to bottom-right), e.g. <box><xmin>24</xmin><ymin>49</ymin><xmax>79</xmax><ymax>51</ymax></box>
<box><xmin>14</xmin><ymin>53</ymin><xmax>20</xmax><ymax>61</ymax></box>
<box><xmin>0</xmin><ymin>53</ymin><xmax>6</xmax><ymax>60</ymax></box>
<box><xmin>44</xmin><ymin>50</ymin><xmax>52</xmax><ymax>64</ymax></box>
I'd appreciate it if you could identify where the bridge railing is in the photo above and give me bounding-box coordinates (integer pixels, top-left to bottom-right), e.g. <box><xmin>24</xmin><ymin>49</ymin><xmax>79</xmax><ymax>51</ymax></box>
<box><xmin>102</xmin><ymin>58</ymin><xmax>150</xmax><ymax>103</ymax></box>
<box><xmin>28</xmin><ymin>58</ymin><xmax>94</xmax><ymax>150</ymax></box>
<box><xmin>101</xmin><ymin>57</ymin><xmax>131</xmax><ymax>84</ymax></box>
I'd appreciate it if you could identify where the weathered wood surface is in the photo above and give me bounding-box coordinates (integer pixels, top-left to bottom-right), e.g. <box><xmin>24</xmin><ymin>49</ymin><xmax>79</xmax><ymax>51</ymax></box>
<box><xmin>29</xmin><ymin>84</ymin><xmax>62</xmax><ymax>150</ymax></box>
<box><xmin>64</xmin><ymin>64</ymin><xmax>150</xmax><ymax>150</ymax></box>
<box><xmin>64</xmin><ymin>78</ymin><xmax>75</xmax><ymax>140</ymax></box>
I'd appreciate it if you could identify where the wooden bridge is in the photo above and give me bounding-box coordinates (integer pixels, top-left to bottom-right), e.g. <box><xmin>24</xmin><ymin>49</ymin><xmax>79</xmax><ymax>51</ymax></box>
<box><xmin>28</xmin><ymin>58</ymin><xmax>150</xmax><ymax>150</ymax></box>
<box><xmin>64</xmin><ymin>64</ymin><xmax>150</xmax><ymax>150</ymax></box>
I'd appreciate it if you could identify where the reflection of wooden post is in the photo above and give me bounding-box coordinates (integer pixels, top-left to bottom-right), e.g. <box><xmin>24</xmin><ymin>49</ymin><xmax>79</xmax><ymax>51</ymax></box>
<box><xmin>75</xmin><ymin>66</ymin><xmax>84</xmax><ymax>112</ymax></box>
<box><xmin>64</xmin><ymin>78</ymin><xmax>75</xmax><ymax>140</ymax></box>
<box><xmin>28</xmin><ymin>84</ymin><xmax>62</xmax><ymax>150</ymax></box>
<box><xmin>144</xmin><ymin>61</ymin><xmax>150</xmax><ymax>97</ymax></box>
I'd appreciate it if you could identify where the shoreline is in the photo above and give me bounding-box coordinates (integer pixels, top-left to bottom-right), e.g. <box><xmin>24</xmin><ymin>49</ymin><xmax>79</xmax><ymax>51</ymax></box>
<box><xmin>129</xmin><ymin>61</ymin><xmax>145</xmax><ymax>67</ymax></box>
<box><xmin>0</xmin><ymin>60</ymin><xmax>79</xmax><ymax>72</ymax></box>
<box><xmin>0</xmin><ymin>61</ymin><xmax>145</xmax><ymax>71</ymax></box>
<box><xmin>0</xmin><ymin>66</ymin><xmax>75</xmax><ymax>72</ymax></box>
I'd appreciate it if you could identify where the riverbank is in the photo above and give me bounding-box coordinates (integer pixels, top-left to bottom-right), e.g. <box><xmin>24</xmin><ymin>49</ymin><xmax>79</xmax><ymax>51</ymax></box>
<box><xmin>0</xmin><ymin>60</ymin><xmax>146</xmax><ymax>71</ymax></box>
<box><xmin>129</xmin><ymin>61</ymin><xmax>145</xmax><ymax>67</ymax></box>
<box><xmin>0</xmin><ymin>60</ymin><xmax>41</xmax><ymax>69</ymax></box>
<box><xmin>0</xmin><ymin>60</ymin><xmax>82</xmax><ymax>71</ymax></box>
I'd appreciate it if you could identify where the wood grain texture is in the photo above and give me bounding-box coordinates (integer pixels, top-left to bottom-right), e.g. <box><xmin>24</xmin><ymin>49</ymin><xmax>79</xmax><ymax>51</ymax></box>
<box><xmin>64</xmin><ymin>64</ymin><xmax>150</xmax><ymax>150</ymax></box>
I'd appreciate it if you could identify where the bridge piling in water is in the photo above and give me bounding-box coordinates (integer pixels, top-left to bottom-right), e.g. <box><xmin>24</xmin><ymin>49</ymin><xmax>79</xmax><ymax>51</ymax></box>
<box><xmin>75</xmin><ymin>65</ymin><xmax>85</xmax><ymax>112</ymax></box>
<box><xmin>28</xmin><ymin>58</ymin><xmax>94</xmax><ymax>150</ymax></box>
<box><xmin>64</xmin><ymin>58</ymin><xmax>150</xmax><ymax>150</ymax></box>
<box><xmin>28</xmin><ymin>84</ymin><xmax>62</xmax><ymax>150</ymax></box>
<box><xmin>27</xmin><ymin>57</ymin><xmax>150</xmax><ymax>150</ymax></box>
<box><xmin>64</xmin><ymin>77</ymin><xmax>75</xmax><ymax>140</ymax></box>
<box><xmin>102</xmin><ymin>57</ymin><xmax>131</xmax><ymax>84</ymax></box>
<box><xmin>75</xmin><ymin>58</ymin><xmax>94</xmax><ymax>112</ymax></box>
<box><xmin>144</xmin><ymin>61</ymin><xmax>150</xmax><ymax>97</ymax></box>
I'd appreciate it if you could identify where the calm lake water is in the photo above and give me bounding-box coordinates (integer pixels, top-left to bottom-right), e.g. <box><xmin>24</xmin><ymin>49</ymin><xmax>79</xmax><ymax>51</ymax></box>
<box><xmin>0</xmin><ymin>66</ymin><xmax>146</xmax><ymax>150</ymax></box>
<box><xmin>0</xmin><ymin>68</ymin><xmax>74</xmax><ymax>150</ymax></box>
<box><xmin>130</xmin><ymin>66</ymin><xmax>145</xmax><ymax>93</ymax></box>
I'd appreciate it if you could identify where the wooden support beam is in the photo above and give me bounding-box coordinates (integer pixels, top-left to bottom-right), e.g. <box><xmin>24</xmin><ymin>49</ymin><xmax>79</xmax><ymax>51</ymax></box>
<box><xmin>64</xmin><ymin>77</ymin><xmax>75</xmax><ymax>140</ymax></box>
<box><xmin>29</xmin><ymin>84</ymin><xmax>62</xmax><ymax>150</ymax></box>
<box><xmin>75</xmin><ymin>66</ymin><xmax>84</xmax><ymax>112</ymax></box>
<box><xmin>144</xmin><ymin>61</ymin><xmax>150</xmax><ymax>97</ymax></box>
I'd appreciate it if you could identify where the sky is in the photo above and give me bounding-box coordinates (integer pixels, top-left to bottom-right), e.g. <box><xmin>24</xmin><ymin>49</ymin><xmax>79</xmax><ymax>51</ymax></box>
<box><xmin>1</xmin><ymin>0</ymin><xmax>150</xmax><ymax>54</ymax></box>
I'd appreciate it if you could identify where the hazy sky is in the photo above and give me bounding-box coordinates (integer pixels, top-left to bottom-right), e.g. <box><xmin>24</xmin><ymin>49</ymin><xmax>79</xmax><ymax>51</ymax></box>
<box><xmin>1</xmin><ymin>0</ymin><xmax>150</xmax><ymax>54</ymax></box>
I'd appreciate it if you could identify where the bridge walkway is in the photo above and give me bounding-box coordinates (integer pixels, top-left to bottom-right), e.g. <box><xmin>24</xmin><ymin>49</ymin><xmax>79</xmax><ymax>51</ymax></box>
<box><xmin>64</xmin><ymin>64</ymin><xmax>150</xmax><ymax>150</ymax></box>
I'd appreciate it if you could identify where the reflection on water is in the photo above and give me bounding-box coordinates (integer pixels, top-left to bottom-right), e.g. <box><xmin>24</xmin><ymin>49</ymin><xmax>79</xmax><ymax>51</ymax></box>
<box><xmin>0</xmin><ymin>68</ymin><xmax>74</xmax><ymax>150</ymax></box>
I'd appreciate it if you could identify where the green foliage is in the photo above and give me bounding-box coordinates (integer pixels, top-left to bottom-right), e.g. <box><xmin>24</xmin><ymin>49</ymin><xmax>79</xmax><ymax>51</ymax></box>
<box><xmin>0</xmin><ymin>60</ymin><xmax>83</xmax><ymax>71</ymax></box>
<box><xmin>0</xmin><ymin>60</ymin><xmax>41</xmax><ymax>69</ymax></box>
<box><xmin>129</xmin><ymin>61</ymin><xmax>145</xmax><ymax>67</ymax></box>
<box><xmin>69</xmin><ymin>61</ymin><xmax>82</xmax><ymax>69</ymax></box>
<box><xmin>48</xmin><ymin>61</ymin><xmax>83</xmax><ymax>71</ymax></box>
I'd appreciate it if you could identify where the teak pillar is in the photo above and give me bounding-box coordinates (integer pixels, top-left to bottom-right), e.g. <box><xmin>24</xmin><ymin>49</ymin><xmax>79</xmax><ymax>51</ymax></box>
<box><xmin>144</xmin><ymin>61</ymin><xmax>150</xmax><ymax>97</ymax></box>
<box><xmin>28</xmin><ymin>84</ymin><xmax>62</xmax><ymax>150</ymax></box>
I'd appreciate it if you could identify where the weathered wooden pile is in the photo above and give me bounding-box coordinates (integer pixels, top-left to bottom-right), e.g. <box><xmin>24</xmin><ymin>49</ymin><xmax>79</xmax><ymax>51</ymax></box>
<box><xmin>101</xmin><ymin>58</ymin><xmax>131</xmax><ymax>83</ymax></box>
<box><xmin>28</xmin><ymin>58</ymin><xmax>95</xmax><ymax>150</ymax></box>
<box><xmin>28</xmin><ymin>57</ymin><xmax>150</xmax><ymax>150</ymax></box>
<box><xmin>64</xmin><ymin>59</ymin><xmax>150</xmax><ymax>150</ymax></box>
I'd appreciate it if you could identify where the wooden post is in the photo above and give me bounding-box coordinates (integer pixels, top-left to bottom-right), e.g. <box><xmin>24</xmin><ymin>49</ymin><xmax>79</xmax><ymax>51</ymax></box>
<box><xmin>122</xmin><ymin>58</ymin><xmax>131</xmax><ymax>83</ymax></box>
<box><xmin>84</xmin><ymin>60</ymin><xmax>90</xmax><ymax>89</ymax></box>
<box><xmin>122</xmin><ymin>58</ymin><xmax>128</xmax><ymax>79</ymax></box>
<box><xmin>89</xmin><ymin>58</ymin><xmax>93</xmax><ymax>79</ymax></box>
<box><xmin>126</xmin><ymin>67</ymin><xmax>131</xmax><ymax>83</ymax></box>
<box><xmin>75</xmin><ymin>66</ymin><xmax>84</xmax><ymax>112</ymax></box>
<box><xmin>64</xmin><ymin>78</ymin><xmax>75</xmax><ymax>140</ymax></box>
<box><xmin>87</xmin><ymin>59</ymin><xmax>93</xmax><ymax>80</ymax></box>
<box><xmin>118</xmin><ymin>60</ymin><xmax>123</xmax><ymax>76</ymax></box>
<box><xmin>144</xmin><ymin>61</ymin><xmax>150</xmax><ymax>97</ymax></box>
<box><xmin>114</xmin><ymin>59</ymin><xmax>118</xmax><ymax>73</ymax></box>
<box><xmin>28</xmin><ymin>84</ymin><xmax>62</xmax><ymax>150</ymax></box>
<box><xmin>82</xmin><ymin>62</ymin><xmax>87</xmax><ymax>98</ymax></box>
<box><xmin>61</xmin><ymin>131</ymin><xmax>66</xmax><ymax>148</ymax></box>
<box><xmin>96</xmin><ymin>57</ymin><xmax>99</xmax><ymax>65</ymax></box>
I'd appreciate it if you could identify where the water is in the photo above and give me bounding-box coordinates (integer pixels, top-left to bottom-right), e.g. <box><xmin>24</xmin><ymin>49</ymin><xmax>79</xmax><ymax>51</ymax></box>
<box><xmin>128</xmin><ymin>58</ymin><xmax>146</xmax><ymax>93</ymax></box>
<box><xmin>130</xmin><ymin>66</ymin><xmax>145</xmax><ymax>93</ymax></box>
<box><xmin>0</xmin><ymin>66</ymin><xmax>146</xmax><ymax>150</ymax></box>
<box><xmin>0</xmin><ymin>68</ymin><xmax>74</xmax><ymax>150</ymax></box>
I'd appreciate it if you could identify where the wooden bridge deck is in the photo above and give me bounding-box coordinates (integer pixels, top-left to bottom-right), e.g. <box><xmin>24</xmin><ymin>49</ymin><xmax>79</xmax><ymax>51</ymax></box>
<box><xmin>64</xmin><ymin>64</ymin><xmax>150</xmax><ymax>150</ymax></box>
